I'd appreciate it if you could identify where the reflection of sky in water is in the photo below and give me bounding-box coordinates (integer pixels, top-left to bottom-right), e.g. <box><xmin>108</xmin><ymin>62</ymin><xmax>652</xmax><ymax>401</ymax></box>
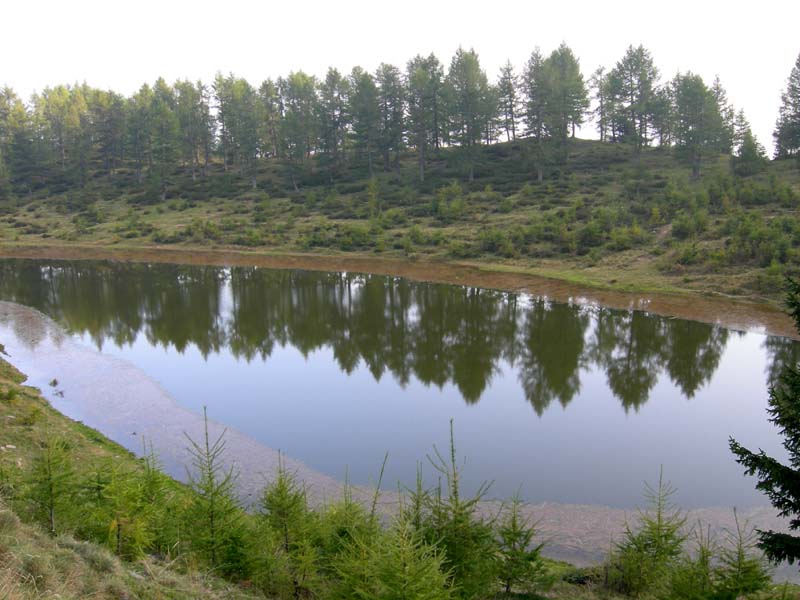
<box><xmin>0</xmin><ymin>259</ymin><xmax>793</xmax><ymax>508</ymax></box>
<box><xmin>73</xmin><ymin>307</ymin><xmax>783</xmax><ymax>509</ymax></box>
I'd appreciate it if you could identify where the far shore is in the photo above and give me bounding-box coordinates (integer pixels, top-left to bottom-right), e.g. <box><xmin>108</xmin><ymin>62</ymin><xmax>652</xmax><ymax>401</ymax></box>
<box><xmin>0</xmin><ymin>241</ymin><xmax>798</xmax><ymax>340</ymax></box>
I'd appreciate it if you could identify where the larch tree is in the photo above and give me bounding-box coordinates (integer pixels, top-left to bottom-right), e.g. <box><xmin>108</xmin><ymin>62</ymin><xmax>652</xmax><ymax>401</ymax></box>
<box><xmin>497</xmin><ymin>60</ymin><xmax>520</xmax><ymax>142</ymax></box>
<box><xmin>710</xmin><ymin>75</ymin><xmax>735</xmax><ymax>153</ymax></box>
<box><xmin>589</xmin><ymin>66</ymin><xmax>609</xmax><ymax>142</ymax></box>
<box><xmin>774</xmin><ymin>52</ymin><xmax>800</xmax><ymax>158</ymax></box>
<box><xmin>445</xmin><ymin>47</ymin><xmax>492</xmax><ymax>181</ymax></box>
<box><xmin>91</xmin><ymin>89</ymin><xmax>127</xmax><ymax>175</ymax></box>
<box><xmin>126</xmin><ymin>83</ymin><xmax>154</xmax><ymax>184</ymax></box>
<box><xmin>541</xmin><ymin>43</ymin><xmax>589</xmax><ymax>145</ymax></box>
<box><xmin>258</xmin><ymin>79</ymin><xmax>283</xmax><ymax>160</ymax></box>
<box><xmin>521</xmin><ymin>48</ymin><xmax>549</xmax><ymax>181</ymax></box>
<box><xmin>349</xmin><ymin>67</ymin><xmax>380</xmax><ymax>177</ymax></box>
<box><xmin>671</xmin><ymin>72</ymin><xmax>723</xmax><ymax>178</ymax></box>
<box><xmin>174</xmin><ymin>79</ymin><xmax>204</xmax><ymax>180</ymax></box>
<box><xmin>150</xmin><ymin>77</ymin><xmax>180</xmax><ymax>197</ymax></box>
<box><xmin>317</xmin><ymin>67</ymin><xmax>351</xmax><ymax>179</ymax></box>
<box><xmin>608</xmin><ymin>45</ymin><xmax>660</xmax><ymax>152</ymax></box>
<box><xmin>279</xmin><ymin>71</ymin><xmax>319</xmax><ymax>187</ymax></box>
<box><xmin>375</xmin><ymin>63</ymin><xmax>405</xmax><ymax>171</ymax></box>
<box><xmin>407</xmin><ymin>54</ymin><xmax>440</xmax><ymax>183</ymax></box>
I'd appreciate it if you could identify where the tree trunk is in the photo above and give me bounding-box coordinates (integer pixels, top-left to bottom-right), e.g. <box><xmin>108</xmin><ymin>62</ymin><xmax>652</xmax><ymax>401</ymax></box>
<box><xmin>418</xmin><ymin>144</ymin><xmax>425</xmax><ymax>183</ymax></box>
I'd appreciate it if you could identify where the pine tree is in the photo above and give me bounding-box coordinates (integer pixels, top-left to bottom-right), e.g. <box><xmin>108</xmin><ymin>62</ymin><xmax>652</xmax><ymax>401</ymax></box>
<box><xmin>730</xmin><ymin>278</ymin><xmax>800</xmax><ymax>565</ymax></box>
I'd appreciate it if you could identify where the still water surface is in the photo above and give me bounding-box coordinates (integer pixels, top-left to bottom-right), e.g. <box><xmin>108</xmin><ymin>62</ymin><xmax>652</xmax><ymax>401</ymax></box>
<box><xmin>0</xmin><ymin>259</ymin><xmax>796</xmax><ymax>508</ymax></box>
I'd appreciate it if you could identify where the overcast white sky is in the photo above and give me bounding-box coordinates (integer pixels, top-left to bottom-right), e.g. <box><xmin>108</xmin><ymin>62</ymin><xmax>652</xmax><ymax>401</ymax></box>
<box><xmin>2</xmin><ymin>0</ymin><xmax>798</xmax><ymax>152</ymax></box>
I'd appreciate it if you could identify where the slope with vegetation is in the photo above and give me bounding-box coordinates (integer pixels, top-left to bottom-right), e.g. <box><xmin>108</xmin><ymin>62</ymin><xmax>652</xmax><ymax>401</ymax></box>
<box><xmin>1</xmin><ymin>48</ymin><xmax>799</xmax><ymax>302</ymax></box>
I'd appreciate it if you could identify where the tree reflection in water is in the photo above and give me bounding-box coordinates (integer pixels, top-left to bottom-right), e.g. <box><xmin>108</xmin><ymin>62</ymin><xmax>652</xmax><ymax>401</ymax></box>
<box><xmin>1</xmin><ymin>259</ymin><xmax>790</xmax><ymax>415</ymax></box>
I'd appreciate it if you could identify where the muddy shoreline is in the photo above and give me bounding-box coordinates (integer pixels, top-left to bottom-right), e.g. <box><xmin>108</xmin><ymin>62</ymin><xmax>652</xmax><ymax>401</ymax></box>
<box><xmin>0</xmin><ymin>242</ymin><xmax>797</xmax><ymax>340</ymax></box>
<box><xmin>0</xmin><ymin>300</ymin><xmax>795</xmax><ymax>576</ymax></box>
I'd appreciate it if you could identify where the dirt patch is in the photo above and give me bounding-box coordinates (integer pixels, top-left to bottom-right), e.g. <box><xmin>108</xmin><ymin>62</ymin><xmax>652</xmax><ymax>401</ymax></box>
<box><xmin>0</xmin><ymin>242</ymin><xmax>796</xmax><ymax>339</ymax></box>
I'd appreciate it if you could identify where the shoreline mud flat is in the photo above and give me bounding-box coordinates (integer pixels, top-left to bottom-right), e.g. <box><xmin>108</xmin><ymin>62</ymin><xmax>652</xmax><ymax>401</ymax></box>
<box><xmin>0</xmin><ymin>243</ymin><xmax>797</xmax><ymax>340</ymax></box>
<box><xmin>0</xmin><ymin>300</ymin><xmax>795</xmax><ymax>577</ymax></box>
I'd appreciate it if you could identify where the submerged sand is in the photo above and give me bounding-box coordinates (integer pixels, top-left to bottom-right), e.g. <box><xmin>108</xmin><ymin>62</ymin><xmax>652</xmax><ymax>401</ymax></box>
<box><xmin>0</xmin><ymin>300</ymin><xmax>794</xmax><ymax>577</ymax></box>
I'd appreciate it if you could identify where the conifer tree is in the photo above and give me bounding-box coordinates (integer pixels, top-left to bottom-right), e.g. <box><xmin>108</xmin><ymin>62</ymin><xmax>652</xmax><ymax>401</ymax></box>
<box><xmin>497</xmin><ymin>492</ymin><xmax>549</xmax><ymax>596</ymax></box>
<box><xmin>376</xmin><ymin>63</ymin><xmax>405</xmax><ymax>172</ymax></box>
<box><xmin>184</xmin><ymin>407</ymin><xmax>243</xmax><ymax>572</ymax></box>
<box><xmin>541</xmin><ymin>43</ymin><xmax>589</xmax><ymax>144</ymax></box>
<box><xmin>415</xmin><ymin>420</ymin><xmax>499</xmax><ymax>600</ymax></box>
<box><xmin>774</xmin><ymin>52</ymin><xmax>800</xmax><ymax>158</ymax></box>
<box><xmin>445</xmin><ymin>47</ymin><xmax>493</xmax><ymax>181</ymax></box>
<box><xmin>257</xmin><ymin>458</ymin><xmax>319</xmax><ymax>598</ymax></box>
<box><xmin>732</xmin><ymin>128</ymin><xmax>767</xmax><ymax>177</ymax></box>
<box><xmin>608</xmin><ymin>45</ymin><xmax>660</xmax><ymax>152</ymax></box>
<box><xmin>99</xmin><ymin>466</ymin><xmax>153</xmax><ymax>558</ymax></box>
<box><xmin>730</xmin><ymin>278</ymin><xmax>800</xmax><ymax>565</ymax></box>
<box><xmin>349</xmin><ymin>67</ymin><xmax>380</xmax><ymax>177</ymax></box>
<box><xmin>26</xmin><ymin>433</ymin><xmax>74</xmax><ymax>536</ymax></box>
<box><xmin>370</xmin><ymin>522</ymin><xmax>453</xmax><ymax>600</ymax></box>
<box><xmin>497</xmin><ymin>60</ymin><xmax>520</xmax><ymax>142</ymax></box>
<box><xmin>406</xmin><ymin>55</ymin><xmax>438</xmax><ymax>182</ymax></box>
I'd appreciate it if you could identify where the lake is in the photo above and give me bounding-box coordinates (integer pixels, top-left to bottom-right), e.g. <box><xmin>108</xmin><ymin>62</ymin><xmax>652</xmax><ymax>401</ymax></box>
<box><xmin>0</xmin><ymin>258</ymin><xmax>795</xmax><ymax>509</ymax></box>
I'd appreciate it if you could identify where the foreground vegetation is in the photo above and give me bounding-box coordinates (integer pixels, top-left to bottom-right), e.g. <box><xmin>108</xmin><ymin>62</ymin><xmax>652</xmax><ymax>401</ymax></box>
<box><xmin>0</xmin><ymin>350</ymin><xmax>798</xmax><ymax>599</ymax></box>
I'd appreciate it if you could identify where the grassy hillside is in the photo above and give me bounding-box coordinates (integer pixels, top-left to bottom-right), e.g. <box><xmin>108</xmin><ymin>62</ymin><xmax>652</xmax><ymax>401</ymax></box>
<box><xmin>1</xmin><ymin>138</ymin><xmax>799</xmax><ymax>302</ymax></box>
<box><xmin>0</xmin><ymin>355</ymin><xmax>261</xmax><ymax>599</ymax></box>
